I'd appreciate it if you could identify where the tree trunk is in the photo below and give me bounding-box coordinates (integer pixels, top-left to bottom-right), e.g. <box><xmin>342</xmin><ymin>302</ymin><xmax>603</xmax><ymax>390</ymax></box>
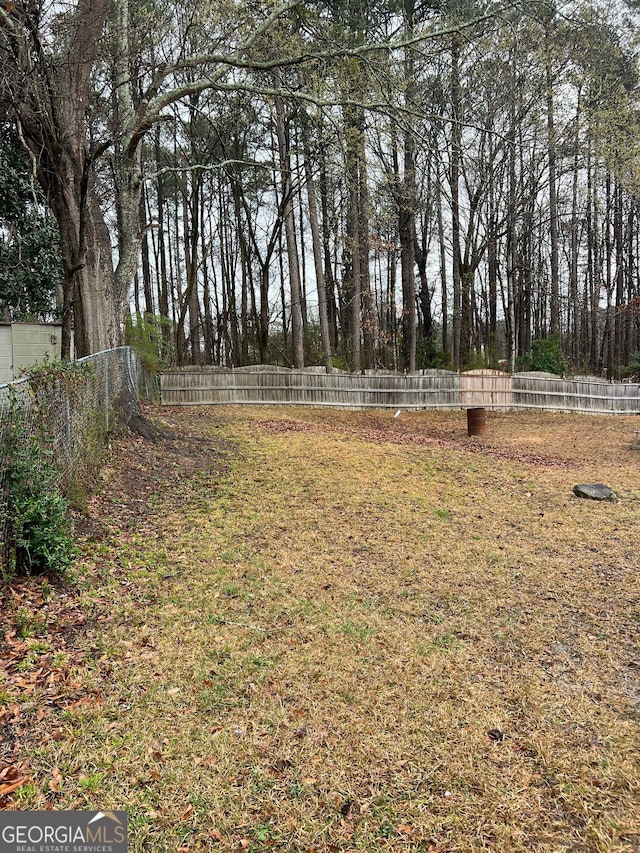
<box><xmin>140</xmin><ymin>183</ymin><xmax>154</xmax><ymax>315</ymax></box>
<box><xmin>506</xmin><ymin>91</ymin><xmax>518</xmax><ymax>374</ymax></box>
<box><xmin>450</xmin><ymin>35</ymin><xmax>462</xmax><ymax>370</ymax></box>
<box><xmin>13</xmin><ymin>0</ymin><xmax>119</xmax><ymax>356</ymax></box>
<box><xmin>545</xmin><ymin>26</ymin><xmax>560</xmax><ymax>335</ymax></box>
<box><xmin>274</xmin><ymin>83</ymin><xmax>304</xmax><ymax>368</ymax></box>
<box><xmin>399</xmin><ymin>25</ymin><xmax>417</xmax><ymax>373</ymax></box>
<box><xmin>155</xmin><ymin>128</ymin><xmax>172</xmax><ymax>359</ymax></box>
<box><xmin>614</xmin><ymin>178</ymin><xmax>624</xmax><ymax>376</ymax></box>
<box><xmin>346</xmin><ymin>174</ymin><xmax>362</xmax><ymax>373</ymax></box>
<box><xmin>301</xmin><ymin>114</ymin><xmax>333</xmax><ymax>372</ymax></box>
<box><xmin>569</xmin><ymin>103</ymin><xmax>580</xmax><ymax>369</ymax></box>
<box><xmin>436</xmin><ymin>178</ymin><xmax>448</xmax><ymax>364</ymax></box>
<box><xmin>343</xmin><ymin>100</ymin><xmax>363</xmax><ymax>373</ymax></box>
<box><xmin>318</xmin><ymin>141</ymin><xmax>339</xmax><ymax>350</ymax></box>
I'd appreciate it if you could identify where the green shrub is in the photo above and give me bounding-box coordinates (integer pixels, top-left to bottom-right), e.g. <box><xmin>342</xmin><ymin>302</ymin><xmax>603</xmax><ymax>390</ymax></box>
<box><xmin>2</xmin><ymin>400</ymin><xmax>76</xmax><ymax>577</ymax></box>
<box><xmin>417</xmin><ymin>337</ymin><xmax>447</xmax><ymax>370</ymax></box>
<box><xmin>622</xmin><ymin>353</ymin><xmax>640</xmax><ymax>380</ymax></box>
<box><xmin>516</xmin><ymin>333</ymin><xmax>567</xmax><ymax>375</ymax></box>
<box><xmin>125</xmin><ymin>312</ymin><xmax>173</xmax><ymax>372</ymax></box>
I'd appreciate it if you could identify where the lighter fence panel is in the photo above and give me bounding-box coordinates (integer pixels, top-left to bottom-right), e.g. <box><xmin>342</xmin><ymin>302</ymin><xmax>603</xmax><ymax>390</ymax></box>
<box><xmin>460</xmin><ymin>369</ymin><xmax>513</xmax><ymax>408</ymax></box>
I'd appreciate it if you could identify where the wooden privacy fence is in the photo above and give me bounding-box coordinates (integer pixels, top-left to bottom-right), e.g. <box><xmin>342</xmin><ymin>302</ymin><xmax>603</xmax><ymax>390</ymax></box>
<box><xmin>159</xmin><ymin>367</ymin><xmax>640</xmax><ymax>415</ymax></box>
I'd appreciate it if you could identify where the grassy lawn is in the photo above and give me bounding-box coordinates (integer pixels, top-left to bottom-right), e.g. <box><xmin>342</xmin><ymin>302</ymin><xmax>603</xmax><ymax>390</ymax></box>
<box><xmin>1</xmin><ymin>405</ymin><xmax>639</xmax><ymax>852</ymax></box>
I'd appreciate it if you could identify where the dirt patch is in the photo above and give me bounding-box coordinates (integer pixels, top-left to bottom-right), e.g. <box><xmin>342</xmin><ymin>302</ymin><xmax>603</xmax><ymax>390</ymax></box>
<box><xmin>76</xmin><ymin>403</ymin><xmax>235</xmax><ymax>542</ymax></box>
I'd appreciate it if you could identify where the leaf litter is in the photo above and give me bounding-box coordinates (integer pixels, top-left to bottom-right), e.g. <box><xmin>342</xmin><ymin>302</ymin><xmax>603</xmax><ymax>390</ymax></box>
<box><xmin>0</xmin><ymin>403</ymin><xmax>639</xmax><ymax>851</ymax></box>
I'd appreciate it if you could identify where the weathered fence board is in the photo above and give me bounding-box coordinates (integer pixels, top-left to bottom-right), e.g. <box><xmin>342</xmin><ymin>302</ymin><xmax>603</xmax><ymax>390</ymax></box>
<box><xmin>511</xmin><ymin>376</ymin><xmax>640</xmax><ymax>414</ymax></box>
<box><xmin>160</xmin><ymin>367</ymin><xmax>640</xmax><ymax>414</ymax></box>
<box><xmin>160</xmin><ymin>368</ymin><xmax>461</xmax><ymax>409</ymax></box>
<box><xmin>460</xmin><ymin>369</ymin><xmax>513</xmax><ymax>408</ymax></box>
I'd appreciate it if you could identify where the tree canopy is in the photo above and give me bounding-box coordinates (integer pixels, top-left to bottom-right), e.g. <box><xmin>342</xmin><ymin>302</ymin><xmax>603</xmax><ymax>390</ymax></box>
<box><xmin>1</xmin><ymin>0</ymin><xmax>640</xmax><ymax>376</ymax></box>
<box><xmin>0</xmin><ymin>122</ymin><xmax>62</xmax><ymax>321</ymax></box>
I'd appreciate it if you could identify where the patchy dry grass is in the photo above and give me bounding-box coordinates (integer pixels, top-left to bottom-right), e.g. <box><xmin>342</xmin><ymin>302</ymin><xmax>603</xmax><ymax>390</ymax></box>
<box><xmin>1</xmin><ymin>405</ymin><xmax>639</xmax><ymax>852</ymax></box>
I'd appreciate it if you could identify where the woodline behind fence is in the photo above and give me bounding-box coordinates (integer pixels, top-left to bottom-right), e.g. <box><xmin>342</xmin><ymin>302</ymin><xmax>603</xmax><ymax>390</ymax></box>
<box><xmin>159</xmin><ymin>367</ymin><xmax>640</xmax><ymax>415</ymax></box>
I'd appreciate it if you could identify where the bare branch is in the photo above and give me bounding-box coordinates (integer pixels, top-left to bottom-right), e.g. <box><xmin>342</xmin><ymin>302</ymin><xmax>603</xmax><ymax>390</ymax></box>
<box><xmin>140</xmin><ymin>5</ymin><xmax>507</xmax><ymax>128</ymax></box>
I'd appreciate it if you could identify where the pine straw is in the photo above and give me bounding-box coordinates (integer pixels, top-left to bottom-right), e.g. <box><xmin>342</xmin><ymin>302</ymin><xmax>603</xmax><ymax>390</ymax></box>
<box><xmin>1</xmin><ymin>405</ymin><xmax>639</xmax><ymax>852</ymax></box>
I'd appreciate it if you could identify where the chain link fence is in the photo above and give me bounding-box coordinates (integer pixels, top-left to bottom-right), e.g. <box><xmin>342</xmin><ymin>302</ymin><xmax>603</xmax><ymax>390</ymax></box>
<box><xmin>0</xmin><ymin>347</ymin><xmax>154</xmax><ymax>572</ymax></box>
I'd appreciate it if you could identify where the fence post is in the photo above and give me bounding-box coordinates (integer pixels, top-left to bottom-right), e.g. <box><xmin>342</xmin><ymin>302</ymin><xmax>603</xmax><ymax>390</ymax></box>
<box><xmin>65</xmin><ymin>392</ymin><xmax>72</xmax><ymax>463</ymax></box>
<box><xmin>105</xmin><ymin>359</ymin><xmax>110</xmax><ymax>432</ymax></box>
<box><xmin>128</xmin><ymin>347</ymin><xmax>138</xmax><ymax>400</ymax></box>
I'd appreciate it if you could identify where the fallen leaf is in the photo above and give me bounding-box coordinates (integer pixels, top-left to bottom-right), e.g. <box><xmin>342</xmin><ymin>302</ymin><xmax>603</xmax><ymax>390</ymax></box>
<box><xmin>49</xmin><ymin>768</ymin><xmax>63</xmax><ymax>793</ymax></box>
<box><xmin>0</xmin><ymin>777</ymin><xmax>28</xmax><ymax>796</ymax></box>
<box><xmin>181</xmin><ymin>804</ymin><xmax>195</xmax><ymax>820</ymax></box>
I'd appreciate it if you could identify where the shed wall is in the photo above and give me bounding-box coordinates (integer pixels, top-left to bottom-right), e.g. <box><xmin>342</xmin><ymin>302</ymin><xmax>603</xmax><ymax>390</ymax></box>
<box><xmin>0</xmin><ymin>323</ymin><xmax>63</xmax><ymax>383</ymax></box>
